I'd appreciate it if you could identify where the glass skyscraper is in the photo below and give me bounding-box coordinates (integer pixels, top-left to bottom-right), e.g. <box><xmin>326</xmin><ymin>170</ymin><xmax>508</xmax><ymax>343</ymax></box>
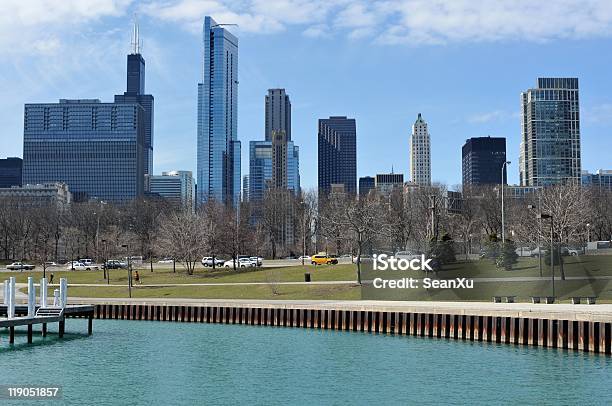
<box><xmin>23</xmin><ymin>99</ymin><xmax>145</xmax><ymax>201</ymax></box>
<box><xmin>248</xmin><ymin>140</ymin><xmax>299</xmax><ymax>202</ymax></box>
<box><xmin>318</xmin><ymin>116</ymin><xmax>357</xmax><ymax>195</ymax></box>
<box><xmin>147</xmin><ymin>170</ymin><xmax>195</xmax><ymax>212</ymax></box>
<box><xmin>462</xmin><ymin>136</ymin><xmax>507</xmax><ymax>185</ymax></box>
<box><xmin>520</xmin><ymin>78</ymin><xmax>581</xmax><ymax>186</ymax></box>
<box><xmin>265</xmin><ymin>89</ymin><xmax>291</xmax><ymax>141</ymax></box>
<box><xmin>197</xmin><ymin>16</ymin><xmax>240</xmax><ymax>206</ymax></box>
<box><xmin>0</xmin><ymin>157</ymin><xmax>22</xmax><ymax>188</ymax></box>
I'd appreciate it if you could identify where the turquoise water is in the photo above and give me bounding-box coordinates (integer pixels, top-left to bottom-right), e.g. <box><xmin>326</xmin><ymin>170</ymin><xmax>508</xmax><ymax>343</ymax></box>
<box><xmin>1</xmin><ymin>320</ymin><xmax>611</xmax><ymax>405</ymax></box>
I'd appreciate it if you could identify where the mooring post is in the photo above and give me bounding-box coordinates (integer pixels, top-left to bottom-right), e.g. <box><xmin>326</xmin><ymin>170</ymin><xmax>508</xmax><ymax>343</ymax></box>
<box><xmin>59</xmin><ymin>320</ymin><xmax>65</xmax><ymax>338</ymax></box>
<box><xmin>9</xmin><ymin>326</ymin><xmax>14</xmax><ymax>344</ymax></box>
<box><xmin>53</xmin><ymin>289</ymin><xmax>60</xmax><ymax>307</ymax></box>
<box><xmin>59</xmin><ymin>278</ymin><xmax>67</xmax><ymax>308</ymax></box>
<box><xmin>40</xmin><ymin>277</ymin><xmax>48</xmax><ymax>308</ymax></box>
<box><xmin>42</xmin><ymin>323</ymin><xmax>47</xmax><ymax>337</ymax></box>
<box><xmin>7</xmin><ymin>277</ymin><xmax>15</xmax><ymax>319</ymax></box>
<box><xmin>27</xmin><ymin>277</ymin><xmax>36</xmax><ymax>318</ymax></box>
<box><xmin>88</xmin><ymin>313</ymin><xmax>93</xmax><ymax>335</ymax></box>
<box><xmin>27</xmin><ymin>324</ymin><xmax>33</xmax><ymax>343</ymax></box>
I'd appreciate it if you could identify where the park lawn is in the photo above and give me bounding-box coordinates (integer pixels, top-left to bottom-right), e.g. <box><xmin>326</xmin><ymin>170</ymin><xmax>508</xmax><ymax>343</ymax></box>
<box><xmin>9</xmin><ymin>263</ymin><xmax>358</xmax><ymax>285</ymax></box>
<box><xmin>66</xmin><ymin>283</ymin><xmax>361</xmax><ymax>300</ymax></box>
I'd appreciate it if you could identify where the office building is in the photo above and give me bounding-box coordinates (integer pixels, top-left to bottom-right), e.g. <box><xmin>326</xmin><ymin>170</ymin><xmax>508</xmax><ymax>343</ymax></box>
<box><xmin>0</xmin><ymin>157</ymin><xmax>22</xmax><ymax>188</ymax></box>
<box><xmin>520</xmin><ymin>78</ymin><xmax>581</xmax><ymax>186</ymax></box>
<box><xmin>318</xmin><ymin>116</ymin><xmax>357</xmax><ymax>195</ymax></box>
<box><xmin>462</xmin><ymin>136</ymin><xmax>507</xmax><ymax>185</ymax></box>
<box><xmin>375</xmin><ymin>173</ymin><xmax>404</xmax><ymax>195</ymax></box>
<box><xmin>248</xmin><ymin>140</ymin><xmax>299</xmax><ymax>202</ymax></box>
<box><xmin>582</xmin><ymin>170</ymin><xmax>612</xmax><ymax>192</ymax></box>
<box><xmin>23</xmin><ymin>99</ymin><xmax>145</xmax><ymax>202</ymax></box>
<box><xmin>359</xmin><ymin>176</ymin><xmax>375</xmax><ymax>197</ymax></box>
<box><xmin>265</xmin><ymin>89</ymin><xmax>291</xmax><ymax>141</ymax></box>
<box><xmin>146</xmin><ymin>171</ymin><xmax>194</xmax><ymax>212</ymax></box>
<box><xmin>114</xmin><ymin>23</ymin><xmax>154</xmax><ymax>176</ymax></box>
<box><xmin>0</xmin><ymin>183</ymin><xmax>71</xmax><ymax>207</ymax></box>
<box><xmin>242</xmin><ymin>175</ymin><xmax>249</xmax><ymax>202</ymax></box>
<box><xmin>197</xmin><ymin>16</ymin><xmax>241</xmax><ymax>206</ymax></box>
<box><xmin>410</xmin><ymin>113</ymin><xmax>431</xmax><ymax>186</ymax></box>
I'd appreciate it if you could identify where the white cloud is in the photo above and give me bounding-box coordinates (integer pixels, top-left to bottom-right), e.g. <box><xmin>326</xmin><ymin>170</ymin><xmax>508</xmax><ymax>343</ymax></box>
<box><xmin>139</xmin><ymin>0</ymin><xmax>612</xmax><ymax>45</ymax></box>
<box><xmin>0</xmin><ymin>0</ymin><xmax>132</xmax><ymax>56</ymax></box>
<box><xmin>467</xmin><ymin>110</ymin><xmax>519</xmax><ymax>124</ymax></box>
<box><xmin>582</xmin><ymin>103</ymin><xmax>612</xmax><ymax>123</ymax></box>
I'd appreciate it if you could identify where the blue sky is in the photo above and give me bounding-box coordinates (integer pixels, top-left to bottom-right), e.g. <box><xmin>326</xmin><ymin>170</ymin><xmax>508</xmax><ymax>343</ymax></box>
<box><xmin>1</xmin><ymin>0</ymin><xmax>612</xmax><ymax>190</ymax></box>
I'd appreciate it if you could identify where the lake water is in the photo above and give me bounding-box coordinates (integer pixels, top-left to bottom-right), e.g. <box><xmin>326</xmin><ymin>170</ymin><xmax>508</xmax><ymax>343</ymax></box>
<box><xmin>1</xmin><ymin>319</ymin><xmax>610</xmax><ymax>405</ymax></box>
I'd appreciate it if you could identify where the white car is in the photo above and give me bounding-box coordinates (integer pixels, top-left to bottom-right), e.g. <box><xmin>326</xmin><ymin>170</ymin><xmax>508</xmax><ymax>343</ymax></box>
<box><xmin>224</xmin><ymin>258</ymin><xmax>254</xmax><ymax>268</ymax></box>
<box><xmin>67</xmin><ymin>262</ymin><xmax>98</xmax><ymax>271</ymax></box>
<box><xmin>202</xmin><ymin>257</ymin><xmax>225</xmax><ymax>267</ymax></box>
<box><xmin>394</xmin><ymin>251</ymin><xmax>421</xmax><ymax>260</ymax></box>
<box><xmin>298</xmin><ymin>255</ymin><xmax>311</xmax><ymax>261</ymax></box>
<box><xmin>250</xmin><ymin>256</ymin><xmax>263</xmax><ymax>266</ymax></box>
<box><xmin>158</xmin><ymin>258</ymin><xmax>174</xmax><ymax>264</ymax></box>
<box><xmin>80</xmin><ymin>258</ymin><xmax>94</xmax><ymax>266</ymax></box>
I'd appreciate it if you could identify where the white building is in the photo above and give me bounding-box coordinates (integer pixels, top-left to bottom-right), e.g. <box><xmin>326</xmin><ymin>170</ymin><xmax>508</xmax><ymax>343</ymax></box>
<box><xmin>146</xmin><ymin>171</ymin><xmax>195</xmax><ymax>212</ymax></box>
<box><xmin>0</xmin><ymin>183</ymin><xmax>72</xmax><ymax>207</ymax></box>
<box><xmin>410</xmin><ymin>113</ymin><xmax>431</xmax><ymax>186</ymax></box>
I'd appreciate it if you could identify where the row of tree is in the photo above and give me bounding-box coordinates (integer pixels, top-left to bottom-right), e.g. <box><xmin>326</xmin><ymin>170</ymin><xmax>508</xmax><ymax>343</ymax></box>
<box><xmin>0</xmin><ymin>183</ymin><xmax>609</xmax><ymax>276</ymax></box>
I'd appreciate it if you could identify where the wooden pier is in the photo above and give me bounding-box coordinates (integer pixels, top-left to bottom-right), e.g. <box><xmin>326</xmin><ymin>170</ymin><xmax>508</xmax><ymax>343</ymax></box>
<box><xmin>0</xmin><ymin>305</ymin><xmax>94</xmax><ymax>344</ymax></box>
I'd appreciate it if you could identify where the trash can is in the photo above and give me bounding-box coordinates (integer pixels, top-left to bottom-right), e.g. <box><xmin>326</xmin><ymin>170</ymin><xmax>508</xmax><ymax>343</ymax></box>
<box><xmin>304</xmin><ymin>273</ymin><xmax>311</xmax><ymax>282</ymax></box>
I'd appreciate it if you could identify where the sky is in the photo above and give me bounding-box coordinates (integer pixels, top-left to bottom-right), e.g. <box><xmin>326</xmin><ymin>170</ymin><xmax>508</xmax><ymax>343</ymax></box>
<box><xmin>1</xmin><ymin>0</ymin><xmax>612</xmax><ymax>190</ymax></box>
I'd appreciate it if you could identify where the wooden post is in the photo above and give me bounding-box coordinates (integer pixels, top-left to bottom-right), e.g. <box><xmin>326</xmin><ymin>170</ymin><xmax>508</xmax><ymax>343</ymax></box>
<box><xmin>88</xmin><ymin>314</ymin><xmax>93</xmax><ymax>335</ymax></box>
<box><xmin>59</xmin><ymin>320</ymin><xmax>65</xmax><ymax>338</ymax></box>
<box><xmin>9</xmin><ymin>326</ymin><xmax>14</xmax><ymax>344</ymax></box>
<box><xmin>27</xmin><ymin>324</ymin><xmax>33</xmax><ymax>343</ymax></box>
<box><xmin>42</xmin><ymin>323</ymin><xmax>47</xmax><ymax>337</ymax></box>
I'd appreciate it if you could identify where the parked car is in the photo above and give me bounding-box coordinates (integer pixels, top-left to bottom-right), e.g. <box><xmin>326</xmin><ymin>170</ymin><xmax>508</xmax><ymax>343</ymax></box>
<box><xmin>311</xmin><ymin>254</ymin><xmax>338</xmax><ymax>265</ymax></box>
<box><xmin>298</xmin><ymin>255</ymin><xmax>311</xmax><ymax>261</ymax></box>
<box><xmin>80</xmin><ymin>258</ymin><xmax>94</xmax><ymax>266</ymax></box>
<box><xmin>223</xmin><ymin>258</ymin><xmax>254</xmax><ymax>268</ymax></box>
<box><xmin>158</xmin><ymin>258</ymin><xmax>174</xmax><ymax>264</ymax></box>
<box><xmin>68</xmin><ymin>262</ymin><xmax>98</xmax><ymax>271</ymax></box>
<box><xmin>6</xmin><ymin>262</ymin><xmax>35</xmax><ymax>271</ymax></box>
<box><xmin>394</xmin><ymin>251</ymin><xmax>421</xmax><ymax>260</ymax></box>
<box><xmin>561</xmin><ymin>247</ymin><xmax>584</xmax><ymax>256</ymax></box>
<box><xmin>44</xmin><ymin>261</ymin><xmax>59</xmax><ymax>267</ymax></box>
<box><xmin>250</xmin><ymin>256</ymin><xmax>263</xmax><ymax>266</ymax></box>
<box><xmin>103</xmin><ymin>260</ymin><xmax>127</xmax><ymax>269</ymax></box>
<box><xmin>514</xmin><ymin>247</ymin><xmax>544</xmax><ymax>257</ymax></box>
<box><xmin>202</xmin><ymin>257</ymin><xmax>225</xmax><ymax>267</ymax></box>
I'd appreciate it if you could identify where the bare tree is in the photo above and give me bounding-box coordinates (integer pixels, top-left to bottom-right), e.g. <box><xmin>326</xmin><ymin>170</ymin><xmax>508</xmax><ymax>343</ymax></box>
<box><xmin>156</xmin><ymin>211</ymin><xmax>208</xmax><ymax>275</ymax></box>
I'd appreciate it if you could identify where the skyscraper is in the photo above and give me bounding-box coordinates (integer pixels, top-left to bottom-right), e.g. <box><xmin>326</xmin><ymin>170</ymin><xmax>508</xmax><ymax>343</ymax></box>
<box><xmin>318</xmin><ymin>116</ymin><xmax>357</xmax><ymax>195</ymax></box>
<box><xmin>0</xmin><ymin>157</ymin><xmax>22</xmax><ymax>188</ymax></box>
<box><xmin>248</xmin><ymin>140</ymin><xmax>299</xmax><ymax>202</ymax></box>
<box><xmin>410</xmin><ymin>113</ymin><xmax>431</xmax><ymax>186</ymax></box>
<box><xmin>520</xmin><ymin>78</ymin><xmax>581</xmax><ymax>186</ymax></box>
<box><xmin>197</xmin><ymin>16</ymin><xmax>240</xmax><ymax>206</ymax></box>
<box><xmin>359</xmin><ymin>176</ymin><xmax>375</xmax><ymax>197</ymax></box>
<box><xmin>462</xmin><ymin>136</ymin><xmax>507</xmax><ymax>185</ymax></box>
<box><xmin>23</xmin><ymin>99</ymin><xmax>145</xmax><ymax>202</ymax></box>
<box><xmin>114</xmin><ymin>23</ymin><xmax>154</xmax><ymax>176</ymax></box>
<box><xmin>146</xmin><ymin>171</ymin><xmax>195</xmax><ymax>212</ymax></box>
<box><xmin>375</xmin><ymin>173</ymin><xmax>404</xmax><ymax>195</ymax></box>
<box><xmin>265</xmin><ymin>89</ymin><xmax>291</xmax><ymax>141</ymax></box>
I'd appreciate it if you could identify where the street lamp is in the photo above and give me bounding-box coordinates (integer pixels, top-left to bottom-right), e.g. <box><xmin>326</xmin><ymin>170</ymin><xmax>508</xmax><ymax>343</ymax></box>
<box><xmin>300</xmin><ymin>200</ymin><xmax>307</xmax><ymax>266</ymax></box>
<box><xmin>586</xmin><ymin>223</ymin><xmax>590</xmax><ymax>243</ymax></box>
<box><xmin>501</xmin><ymin>161</ymin><xmax>511</xmax><ymax>243</ymax></box>
<box><xmin>122</xmin><ymin>244</ymin><xmax>132</xmax><ymax>298</ymax></box>
<box><xmin>538</xmin><ymin>213</ymin><xmax>554</xmax><ymax>299</ymax></box>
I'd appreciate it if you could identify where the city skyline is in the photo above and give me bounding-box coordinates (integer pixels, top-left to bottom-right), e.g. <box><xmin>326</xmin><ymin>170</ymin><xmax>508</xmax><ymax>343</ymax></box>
<box><xmin>2</xmin><ymin>2</ymin><xmax>612</xmax><ymax>190</ymax></box>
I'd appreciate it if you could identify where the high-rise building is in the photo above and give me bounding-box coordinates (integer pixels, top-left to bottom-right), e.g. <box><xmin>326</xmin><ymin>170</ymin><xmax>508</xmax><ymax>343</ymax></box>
<box><xmin>462</xmin><ymin>136</ymin><xmax>507</xmax><ymax>185</ymax></box>
<box><xmin>582</xmin><ymin>170</ymin><xmax>612</xmax><ymax>192</ymax></box>
<box><xmin>0</xmin><ymin>183</ymin><xmax>71</xmax><ymax>207</ymax></box>
<box><xmin>410</xmin><ymin>113</ymin><xmax>431</xmax><ymax>186</ymax></box>
<box><xmin>375</xmin><ymin>173</ymin><xmax>404</xmax><ymax>195</ymax></box>
<box><xmin>359</xmin><ymin>176</ymin><xmax>375</xmax><ymax>197</ymax></box>
<box><xmin>265</xmin><ymin>89</ymin><xmax>291</xmax><ymax>141</ymax></box>
<box><xmin>248</xmin><ymin>140</ymin><xmax>299</xmax><ymax>202</ymax></box>
<box><xmin>197</xmin><ymin>16</ymin><xmax>240</xmax><ymax>206</ymax></box>
<box><xmin>520</xmin><ymin>78</ymin><xmax>581</xmax><ymax>186</ymax></box>
<box><xmin>0</xmin><ymin>157</ymin><xmax>22</xmax><ymax>188</ymax></box>
<box><xmin>23</xmin><ymin>99</ymin><xmax>145</xmax><ymax>202</ymax></box>
<box><xmin>242</xmin><ymin>175</ymin><xmax>249</xmax><ymax>202</ymax></box>
<box><xmin>114</xmin><ymin>23</ymin><xmax>154</xmax><ymax>177</ymax></box>
<box><xmin>146</xmin><ymin>171</ymin><xmax>195</xmax><ymax>212</ymax></box>
<box><xmin>272</xmin><ymin>130</ymin><xmax>289</xmax><ymax>189</ymax></box>
<box><xmin>318</xmin><ymin>116</ymin><xmax>357</xmax><ymax>195</ymax></box>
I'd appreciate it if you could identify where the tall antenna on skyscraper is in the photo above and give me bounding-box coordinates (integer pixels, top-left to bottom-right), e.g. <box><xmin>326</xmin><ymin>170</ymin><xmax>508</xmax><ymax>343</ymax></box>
<box><xmin>131</xmin><ymin>14</ymin><xmax>142</xmax><ymax>54</ymax></box>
